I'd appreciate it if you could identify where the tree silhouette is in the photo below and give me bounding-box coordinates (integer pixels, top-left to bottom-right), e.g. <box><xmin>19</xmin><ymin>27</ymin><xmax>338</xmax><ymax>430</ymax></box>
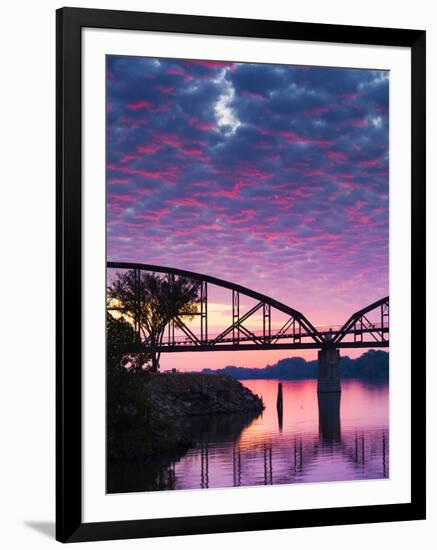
<box><xmin>107</xmin><ymin>312</ymin><xmax>150</xmax><ymax>372</ymax></box>
<box><xmin>107</xmin><ymin>270</ymin><xmax>200</xmax><ymax>372</ymax></box>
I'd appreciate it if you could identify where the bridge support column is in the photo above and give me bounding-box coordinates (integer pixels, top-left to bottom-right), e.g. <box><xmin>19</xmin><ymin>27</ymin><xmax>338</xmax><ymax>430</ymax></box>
<box><xmin>317</xmin><ymin>348</ymin><xmax>341</xmax><ymax>393</ymax></box>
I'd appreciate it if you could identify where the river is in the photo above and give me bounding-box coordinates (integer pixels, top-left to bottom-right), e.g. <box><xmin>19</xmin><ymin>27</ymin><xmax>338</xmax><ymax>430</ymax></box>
<box><xmin>107</xmin><ymin>378</ymin><xmax>388</xmax><ymax>492</ymax></box>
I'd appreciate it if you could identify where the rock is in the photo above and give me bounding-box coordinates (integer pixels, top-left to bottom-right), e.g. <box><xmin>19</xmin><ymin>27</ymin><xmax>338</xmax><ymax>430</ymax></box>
<box><xmin>144</xmin><ymin>372</ymin><xmax>264</xmax><ymax>417</ymax></box>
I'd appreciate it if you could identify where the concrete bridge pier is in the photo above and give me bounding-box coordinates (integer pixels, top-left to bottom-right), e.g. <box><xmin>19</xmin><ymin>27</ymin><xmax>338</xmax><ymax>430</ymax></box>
<box><xmin>317</xmin><ymin>348</ymin><xmax>341</xmax><ymax>393</ymax></box>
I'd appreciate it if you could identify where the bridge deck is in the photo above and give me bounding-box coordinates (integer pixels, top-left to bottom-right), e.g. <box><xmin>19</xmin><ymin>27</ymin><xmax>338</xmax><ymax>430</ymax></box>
<box><xmin>150</xmin><ymin>341</ymin><xmax>389</xmax><ymax>353</ymax></box>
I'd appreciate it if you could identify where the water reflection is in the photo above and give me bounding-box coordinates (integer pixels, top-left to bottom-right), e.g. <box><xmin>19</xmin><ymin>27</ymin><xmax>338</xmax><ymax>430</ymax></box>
<box><xmin>173</xmin><ymin>410</ymin><xmax>261</xmax><ymax>443</ymax></box>
<box><xmin>107</xmin><ymin>455</ymin><xmax>177</xmax><ymax>493</ymax></box>
<box><xmin>108</xmin><ymin>378</ymin><xmax>389</xmax><ymax>493</ymax></box>
<box><xmin>277</xmin><ymin>407</ymin><xmax>283</xmax><ymax>432</ymax></box>
<box><xmin>318</xmin><ymin>392</ymin><xmax>341</xmax><ymax>445</ymax></box>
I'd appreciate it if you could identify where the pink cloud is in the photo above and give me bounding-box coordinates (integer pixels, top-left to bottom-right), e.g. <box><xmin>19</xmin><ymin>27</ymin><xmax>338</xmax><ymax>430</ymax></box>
<box><xmin>326</xmin><ymin>150</ymin><xmax>348</xmax><ymax>162</ymax></box>
<box><xmin>196</xmin><ymin>179</ymin><xmax>244</xmax><ymax>199</ymax></box>
<box><xmin>290</xmin><ymin>187</ymin><xmax>315</xmax><ymax>198</ymax></box>
<box><xmin>180</xmin><ymin>148</ymin><xmax>203</xmax><ymax>156</ymax></box>
<box><xmin>160</xmin><ymin>134</ymin><xmax>184</xmax><ymax>148</ymax></box>
<box><xmin>336</xmin><ymin>179</ymin><xmax>356</xmax><ymax>189</ymax></box>
<box><xmin>110</xmin><ymin>193</ymin><xmax>138</xmax><ymax>203</ymax></box>
<box><xmin>127</xmin><ymin>99</ymin><xmax>172</xmax><ymax>113</ymax></box>
<box><xmin>134</xmin><ymin>188</ymin><xmax>154</xmax><ymax>197</ymax></box>
<box><xmin>256</xmin><ymin>140</ymin><xmax>273</xmax><ymax>150</ymax></box>
<box><xmin>164</xmin><ymin>68</ymin><xmax>193</xmax><ymax>82</ymax></box>
<box><xmin>119</xmin><ymin>116</ymin><xmax>144</xmax><ymax>130</ymax></box>
<box><xmin>239</xmin><ymin>166</ymin><xmax>273</xmax><ymax>180</ymax></box>
<box><xmin>220</xmin><ymin>209</ymin><xmax>256</xmax><ymax>225</ymax></box>
<box><xmin>344</xmin><ymin>201</ymin><xmax>372</xmax><ymax>225</ymax></box>
<box><xmin>241</xmin><ymin>90</ymin><xmax>268</xmax><ymax>100</ymax></box>
<box><xmin>188</xmin><ymin>116</ymin><xmax>216</xmax><ymax>131</ymax></box>
<box><xmin>302</xmin><ymin>105</ymin><xmax>330</xmax><ymax>116</ymax></box>
<box><xmin>134</xmin><ymin>208</ymin><xmax>171</xmax><ymax>221</ymax></box>
<box><xmin>263</xmin><ymin>129</ymin><xmax>331</xmax><ymax>147</ymax></box>
<box><xmin>188</xmin><ymin>60</ymin><xmax>235</xmax><ymax>69</ymax></box>
<box><xmin>108</xmin><ymin>163</ymin><xmax>180</xmax><ymax>182</ymax></box>
<box><xmin>304</xmin><ymin>168</ymin><xmax>325</xmax><ymax>177</ymax></box>
<box><xmin>252</xmin><ymin>230</ymin><xmax>296</xmax><ymax>243</ymax></box>
<box><xmin>107</xmin><ymin>177</ymin><xmax>129</xmax><ymax>185</ymax></box>
<box><xmin>156</xmin><ymin>85</ymin><xmax>174</xmax><ymax>94</ymax></box>
<box><xmin>333</xmin><ymin>172</ymin><xmax>354</xmax><ymax>179</ymax></box>
<box><xmin>338</xmin><ymin>92</ymin><xmax>361</xmax><ymax>100</ymax></box>
<box><xmin>190</xmin><ymin>181</ymin><xmax>213</xmax><ymax>188</ymax></box>
<box><xmin>356</xmin><ymin>158</ymin><xmax>383</xmax><ymax>168</ymax></box>
<box><xmin>165</xmin><ymin>68</ymin><xmax>186</xmax><ymax>76</ymax></box>
<box><xmin>169</xmin><ymin>222</ymin><xmax>222</xmax><ymax>236</ymax></box>
<box><xmin>271</xmin><ymin>195</ymin><xmax>294</xmax><ymax>208</ymax></box>
<box><xmin>167</xmin><ymin>197</ymin><xmax>206</xmax><ymax>208</ymax></box>
<box><xmin>136</xmin><ymin>143</ymin><xmax>162</xmax><ymax>154</ymax></box>
<box><xmin>135</xmin><ymin>133</ymin><xmax>185</xmax><ymax>156</ymax></box>
<box><xmin>127</xmin><ymin>99</ymin><xmax>153</xmax><ymax>111</ymax></box>
<box><xmin>351</xmin><ymin>117</ymin><xmax>367</xmax><ymax>128</ymax></box>
<box><xmin>120</xmin><ymin>154</ymin><xmax>140</xmax><ymax>163</ymax></box>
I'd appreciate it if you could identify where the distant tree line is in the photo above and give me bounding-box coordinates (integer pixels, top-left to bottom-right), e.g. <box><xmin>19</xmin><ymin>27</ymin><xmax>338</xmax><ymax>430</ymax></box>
<box><xmin>202</xmin><ymin>350</ymin><xmax>389</xmax><ymax>382</ymax></box>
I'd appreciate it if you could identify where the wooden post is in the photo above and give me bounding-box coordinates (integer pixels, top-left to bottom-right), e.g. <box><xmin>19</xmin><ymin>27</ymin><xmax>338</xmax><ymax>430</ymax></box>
<box><xmin>276</xmin><ymin>382</ymin><xmax>283</xmax><ymax>412</ymax></box>
<box><xmin>276</xmin><ymin>382</ymin><xmax>283</xmax><ymax>431</ymax></box>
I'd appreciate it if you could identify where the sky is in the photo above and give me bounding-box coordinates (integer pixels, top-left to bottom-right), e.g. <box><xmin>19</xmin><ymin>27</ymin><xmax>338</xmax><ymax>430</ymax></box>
<box><xmin>106</xmin><ymin>55</ymin><xmax>389</xmax><ymax>369</ymax></box>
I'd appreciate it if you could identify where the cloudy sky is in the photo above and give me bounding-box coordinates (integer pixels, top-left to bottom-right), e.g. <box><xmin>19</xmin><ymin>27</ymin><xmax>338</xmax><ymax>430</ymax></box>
<box><xmin>106</xmin><ymin>55</ymin><xmax>389</xmax><ymax>368</ymax></box>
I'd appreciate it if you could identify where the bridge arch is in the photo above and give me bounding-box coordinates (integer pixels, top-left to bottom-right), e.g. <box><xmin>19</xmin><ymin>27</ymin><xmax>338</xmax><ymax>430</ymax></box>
<box><xmin>332</xmin><ymin>296</ymin><xmax>389</xmax><ymax>345</ymax></box>
<box><xmin>107</xmin><ymin>262</ymin><xmax>389</xmax><ymax>353</ymax></box>
<box><xmin>107</xmin><ymin>261</ymin><xmax>325</xmax><ymax>350</ymax></box>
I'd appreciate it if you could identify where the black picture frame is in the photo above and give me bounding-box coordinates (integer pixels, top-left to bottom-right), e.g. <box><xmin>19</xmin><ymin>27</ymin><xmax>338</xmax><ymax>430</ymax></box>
<box><xmin>56</xmin><ymin>6</ymin><xmax>426</xmax><ymax>543</ymax></box>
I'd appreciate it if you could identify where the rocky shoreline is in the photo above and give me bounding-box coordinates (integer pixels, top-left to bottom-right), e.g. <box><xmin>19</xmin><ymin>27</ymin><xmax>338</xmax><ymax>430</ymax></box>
<box><xmin>107</xmin><ymin>371</ymin><xmax>263</xmax><ymax>464</ymax></box>
<box><xmin>144</xmin><ymin>372</ymin><xmax>264</xmax><ymax>417</ymax></box>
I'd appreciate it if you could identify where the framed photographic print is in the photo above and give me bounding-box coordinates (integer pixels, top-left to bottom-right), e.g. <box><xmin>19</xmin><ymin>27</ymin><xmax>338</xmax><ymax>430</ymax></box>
<box><xmin>56</xmin><ymin>7</ymin><xmax>426</xmax><ymax>543</ymax></box>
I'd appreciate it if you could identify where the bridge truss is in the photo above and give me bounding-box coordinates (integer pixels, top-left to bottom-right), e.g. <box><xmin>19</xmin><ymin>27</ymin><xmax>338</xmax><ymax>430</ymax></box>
<box><xmin>331</xmin><ymin>296</ymin><xmax>389</xmax><ymax>346</ymax></box>
<box><xmin>107</xmin><ymin>262</ymin><xmax>389</xmax><ymax>353</ymax></box>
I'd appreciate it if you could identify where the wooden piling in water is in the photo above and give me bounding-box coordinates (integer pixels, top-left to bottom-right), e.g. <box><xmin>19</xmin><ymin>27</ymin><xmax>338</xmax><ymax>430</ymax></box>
<box><xmin>276</xmin><ymin>382</ymin><xmax>283</xmax><ymax>412</ymax></box>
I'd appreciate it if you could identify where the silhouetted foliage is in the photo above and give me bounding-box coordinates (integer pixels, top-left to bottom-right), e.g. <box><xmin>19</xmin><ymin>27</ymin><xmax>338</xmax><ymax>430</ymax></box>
<box><xmin>107</xmin><ymin>313</ymin><xmax>136</xmax><ymax>360</ymax></box>
<box><xmin>107</xmin><ymin>313</ymin><xmax>150</xmax><ymax>372</ymax></box>
<box><xmin>203</xmin><ymin>350</ymin><xmax>389</xmax><ymax>382</ymax></box>
<box><xmin>106</xmin><ymin>312</ymin><xmax>191</xmax><ymax>462</ymax></box>
<box><xmin>108</xmin><ymin>270</ymin><xmax>200</xmax><ymax>371</ymax></box>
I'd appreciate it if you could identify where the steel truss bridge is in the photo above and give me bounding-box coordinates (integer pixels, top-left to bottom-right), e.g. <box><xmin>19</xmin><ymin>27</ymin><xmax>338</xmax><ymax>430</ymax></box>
<box><xmin>107</xmin><ymin>262</ymin><xmax>389</xmax><ymax>353</ymax></box>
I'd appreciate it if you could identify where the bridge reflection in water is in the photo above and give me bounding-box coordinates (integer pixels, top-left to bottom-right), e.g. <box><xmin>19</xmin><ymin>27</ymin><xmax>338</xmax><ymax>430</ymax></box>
<box><xmin>107</xmin><ymin>378</ymin><xmax>389</xmax><ymax>493</ymax></box>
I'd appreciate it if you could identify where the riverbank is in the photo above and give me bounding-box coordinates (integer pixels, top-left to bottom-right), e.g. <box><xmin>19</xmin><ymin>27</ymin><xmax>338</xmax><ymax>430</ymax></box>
<box><xmin>107</xmin><ymin>370</ymin><xmax>263</xmax><ymax>463</ymax></box>
<box><xmin>144</xmin><ymin>372</ymin><xmax>264</xmax><ymax>417</ymax></box>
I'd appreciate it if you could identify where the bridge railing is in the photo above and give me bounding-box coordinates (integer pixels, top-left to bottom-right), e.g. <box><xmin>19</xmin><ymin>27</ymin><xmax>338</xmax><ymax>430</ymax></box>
<box><xmin>152</xmin><ymin>323</ymin><xmax>388</xmax><ymax>347</ymax></box>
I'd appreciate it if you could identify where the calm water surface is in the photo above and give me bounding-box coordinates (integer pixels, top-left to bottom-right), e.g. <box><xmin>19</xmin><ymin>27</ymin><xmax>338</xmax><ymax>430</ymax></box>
<box><xmin>108</xmin><ymin>378</ymin><xmax>388</xmax><ymax>492</ymax></box>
